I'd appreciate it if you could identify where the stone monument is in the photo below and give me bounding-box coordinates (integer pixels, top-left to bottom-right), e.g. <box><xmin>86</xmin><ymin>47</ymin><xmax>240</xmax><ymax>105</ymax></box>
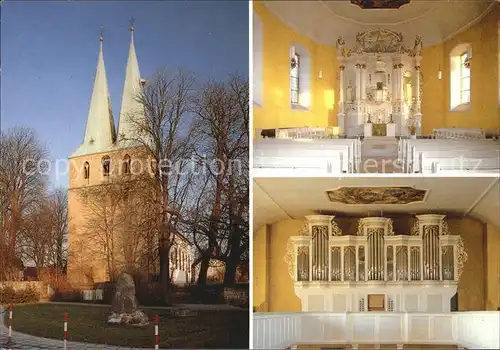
<box><xmin>107</xmin><ymin>272</ymin><xmax>150</xmax><ymax>327</ymax></box>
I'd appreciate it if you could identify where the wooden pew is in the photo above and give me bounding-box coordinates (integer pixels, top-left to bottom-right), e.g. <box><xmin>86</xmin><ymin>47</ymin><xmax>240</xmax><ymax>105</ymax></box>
<box><xmin>399</xmin><ymin>139</ymin><xmax>499</xmax><ymax>173</ymax></box>
<box><xmin>420</xmin><ymin>151</ymin><xmax>500</xmax><ymax>174</ymax></box>
<box><xmin>254</xmin><ymin>138</ymin><xmax>358</xmax><ymax>173</ymax></box>
<box><xmin>254</xmin><ymin>141</ymin><xmax>348</xmax><ymax>175</ymax></box>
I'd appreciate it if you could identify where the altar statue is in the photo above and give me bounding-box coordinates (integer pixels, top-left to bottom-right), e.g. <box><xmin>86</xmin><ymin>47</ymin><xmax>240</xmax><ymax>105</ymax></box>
<box><xmin>336</xmin><ymin>36</ymin><xmax>346</xmax><ymax>57</ymax></box>
<box><xmin>413</xmin><ymin>35</ymin><xmax>423</xmax><ymax>56</ymax></box>
<box><xmin>346</xmin><ymin>81</ymin><xmax>354</xmax><ymax>101</ymax></box>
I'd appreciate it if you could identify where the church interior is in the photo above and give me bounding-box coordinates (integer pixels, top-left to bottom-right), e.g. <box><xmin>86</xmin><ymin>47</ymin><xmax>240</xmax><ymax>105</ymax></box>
<box><xmin>252</xmin><ymin>0</ymin><xmax>500</xmax><ymax>174</ymax></box>
<box><xmin>252</xmin><ymin>176</ymin><xmax>500</xmax><ymax>349</ymax></box>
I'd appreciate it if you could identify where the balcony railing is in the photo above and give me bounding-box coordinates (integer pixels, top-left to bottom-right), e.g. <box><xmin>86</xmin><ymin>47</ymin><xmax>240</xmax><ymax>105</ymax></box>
<box><xmin>253</xmin><ymin>312</ymin><xmax>500</xmax><ymax>349</ymax></box>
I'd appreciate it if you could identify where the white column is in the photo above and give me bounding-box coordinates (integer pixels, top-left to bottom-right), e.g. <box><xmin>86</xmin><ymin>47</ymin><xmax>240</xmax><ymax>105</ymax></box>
<box><xmin>355</xmin><ymin>63</ymin><xmax>362</xmax><ymax>101</ymax></box>
<box><xmin>339</xmin><ymin>65</ymin><xmax>345</xmax><ymax>109</ymax></box>
<box><xmin>361</xmin><ymin>63</ymin><xmax>367</xmax><ymax>100</ymax></box>
<box><xmin>338</xmin><ymin>63</ymin><xmax>346</xmax><ymax>134</ymax></box>
<box><xmin>414</xmin><ymin>55</ymin><xmax>422</xmax><ymax>113</ymax></box>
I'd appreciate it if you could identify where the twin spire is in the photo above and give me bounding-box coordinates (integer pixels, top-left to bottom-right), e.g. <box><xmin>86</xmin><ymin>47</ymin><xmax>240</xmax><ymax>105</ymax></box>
<box><xmin>72</xmin><ymin>24</ymin><xmax>144</xmax><ymax>157</ymax></box>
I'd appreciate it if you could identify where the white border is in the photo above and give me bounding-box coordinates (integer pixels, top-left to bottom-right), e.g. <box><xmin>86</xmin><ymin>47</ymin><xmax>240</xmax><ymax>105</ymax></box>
<box><xmin>248</xmin><ymin>0</ymin><xmax>255</xmax><ymax>348</ymax></box>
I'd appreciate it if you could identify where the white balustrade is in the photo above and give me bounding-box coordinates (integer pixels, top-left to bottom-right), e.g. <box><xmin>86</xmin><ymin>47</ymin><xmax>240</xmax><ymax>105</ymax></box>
<box><xmin>253</xmin><ymin>312</ymin><xmax>500</xmax><ymax>349</ymax></box>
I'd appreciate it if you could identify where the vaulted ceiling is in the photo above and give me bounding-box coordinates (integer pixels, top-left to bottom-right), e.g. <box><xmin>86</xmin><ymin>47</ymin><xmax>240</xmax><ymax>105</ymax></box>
<box><xmin>253</xmin><ymin>176</ymin><xmax>500</xmax><ymax>231</ymax></box>
<box><xmin>262</xmin><ymin>0</ymin><xmax>497</xmax><ymax>47</ymax></box>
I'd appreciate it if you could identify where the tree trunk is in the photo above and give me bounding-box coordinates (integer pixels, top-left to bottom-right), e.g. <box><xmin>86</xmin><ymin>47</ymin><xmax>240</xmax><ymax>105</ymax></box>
<box><xmin>223</xmin><ymin>232</ymin><xmax>241</xmax><ymax>286</ymax></box>
<box><xmin>197</xmin><ymin>254</ymin><xmax>210</xmax><ymax>285</ymax></box>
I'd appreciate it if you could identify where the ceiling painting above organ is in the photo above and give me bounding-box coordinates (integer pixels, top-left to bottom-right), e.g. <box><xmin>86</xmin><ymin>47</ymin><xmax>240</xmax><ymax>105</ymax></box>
<box><xmin>326</xmin><ymin>186</ymin><xmax>427</xmax><ymax>205</ymax></box>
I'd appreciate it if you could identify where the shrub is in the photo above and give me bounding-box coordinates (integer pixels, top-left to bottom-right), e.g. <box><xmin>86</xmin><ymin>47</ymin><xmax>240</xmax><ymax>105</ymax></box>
<box><xmin>0</xmin><ymin>285</ymin><xmax>40</xmax><ymax>304</ymax></box>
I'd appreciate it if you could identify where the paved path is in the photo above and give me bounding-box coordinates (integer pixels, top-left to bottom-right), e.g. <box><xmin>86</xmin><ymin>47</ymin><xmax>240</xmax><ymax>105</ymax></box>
<box><xmin>0</xmin><ymin>325</ymin><xmax>151</xmax><ymax>349</ymax></box>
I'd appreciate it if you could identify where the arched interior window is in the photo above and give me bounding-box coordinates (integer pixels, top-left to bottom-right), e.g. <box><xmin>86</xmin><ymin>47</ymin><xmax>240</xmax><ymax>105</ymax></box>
<box><xmin>123</xmin><ymin>154</ymin><xmax>131</xmax><ymax>175</ymax></box>
<box><xmin>459</xmin><ymin>51</ymin><xmax>471</xmax><ymax>104</ymax></box>
<box><xmin>102</xmin><ymin>155</ymin><xmax>111</xmax><ymax>177</ymax></box>
<box><xmin>290</xmin><ymin>43</ymin><xmax>311</xmax><ymax>109</ymax></box>
<box><xmin>450</xmin><ymin>43</ymin><xmax>471</xmax><ymax>111</ymax></box>
<box><xmin>83</xmin><ymin>161</ymin><xmax>90</xmax><ymax>180</ymax></box>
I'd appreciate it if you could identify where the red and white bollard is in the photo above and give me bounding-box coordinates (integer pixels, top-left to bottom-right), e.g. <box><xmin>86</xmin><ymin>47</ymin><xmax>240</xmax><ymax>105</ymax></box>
<box><xmin>7</xmin><ymin>304</ymin><xmax>12</xmax><ymax>345</ymax></box>
<box><xmin>154</xmin><ymin>314</ymin><xmax>159</xmax><ymax>349</ymax></box>
<box><xmin>63</xmin><ymin>312</ymin><xmax>68</xmax><ymax>350</ymax></box>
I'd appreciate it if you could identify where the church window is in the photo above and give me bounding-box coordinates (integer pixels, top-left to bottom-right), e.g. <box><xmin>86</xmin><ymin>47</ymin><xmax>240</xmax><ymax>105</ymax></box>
<box><xmin>290</xmin><ymin>44</ymin><xmax>311</xmax><ymax>110</ymax></box>
<box><xmin>102</xmin><ymin>156</ymin><xmax>111</xmax><ymax>176</ymax></box>
<box><xmin>84</xmin><ymin>161</ymin><xmax>90</xmax><ymax>180</ymax></box>
<box><xmin>123</xmin><ymin>154</ymin><xmax>131</xmax><ymax>175</ymax></box>
<box><xmin>450</xmin><ymin>44</ymin><xmax>471</xmax><ymax>111</ymax></box>
<box><xmin>459</xmin><ymin>52</ymin><xmax>471</xmax><ymax>105</ymax></box>
<box><xmin>290</xmin><ymin>53</ymin><xmax>300</xmax><ymax>104</ymax></box>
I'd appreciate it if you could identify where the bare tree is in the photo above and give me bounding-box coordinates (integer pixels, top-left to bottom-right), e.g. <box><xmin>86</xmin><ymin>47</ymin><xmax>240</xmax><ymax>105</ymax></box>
<box><xmin>47</xmin><ymin>188</ymin><xmax>68</xmax><ymax>271</ymax></box>
<box><xmin>190</xmin><ymin>74</ymin><xmax>249</xmax><ymax>285</ymax></box>
<box><xmin>124</xmin><ymin>70</ymin><xmax>197</xmax><ymax>299</ymax></box>
<box><xmin>77</xmin><ymin>179</ymin><xmax>131</xmax><ymax>281</ymax></box>
<box><xmin>0</xmin><ymin>127</ymin><xmax>48</xmax><ymax>280</ymax></box>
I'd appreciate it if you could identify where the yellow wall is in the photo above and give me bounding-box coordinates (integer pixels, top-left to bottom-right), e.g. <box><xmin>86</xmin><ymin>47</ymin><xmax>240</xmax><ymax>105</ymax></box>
<box><xmin>440</xmin><ymin>6</ymin><xmax>500</xmax><ymax>132</ymax></box>
<box><xmin>253</xmin><ymin>216</ymin><xmax>494</xmax><ymax>312</ymax></box>
<box><xmin>486</xmin><ymin>224</ymin><xmax>500</xmax><ymax>310</ymax></box>
<box><xmin>253</xmin><ymin>1</ymin><xmax>338</xmax><ymax>130</ymax></box>
<box><xmin>254</xmin><ymin>3</ymin><xmax>500</xmax><ymax>133</ymax></box>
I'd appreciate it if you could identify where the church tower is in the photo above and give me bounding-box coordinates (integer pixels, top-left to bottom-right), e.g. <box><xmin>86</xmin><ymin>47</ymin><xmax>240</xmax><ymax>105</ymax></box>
<box><xmin>67</xmin><ymin>26</ymin><xmax>147</xmax><ymax>287</ymax></box>
<box><xmin>67</xmin><ymin>25</ymin><xmax>193</xmax><ymax>288</ymax></box>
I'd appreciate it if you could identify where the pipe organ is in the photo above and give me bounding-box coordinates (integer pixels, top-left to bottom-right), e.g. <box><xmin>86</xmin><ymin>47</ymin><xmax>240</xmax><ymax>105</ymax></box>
<box><xmin>286</xmin><ymin>215</ymin><xmax>467</xmax><ymax>313</ymax></box>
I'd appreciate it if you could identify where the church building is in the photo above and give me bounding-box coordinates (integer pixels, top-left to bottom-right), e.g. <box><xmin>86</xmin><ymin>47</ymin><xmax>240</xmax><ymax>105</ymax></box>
<box><xmin>66</xmin><ymin>25</ymin><xmax>193</xmax><ymax>288</ymax></box>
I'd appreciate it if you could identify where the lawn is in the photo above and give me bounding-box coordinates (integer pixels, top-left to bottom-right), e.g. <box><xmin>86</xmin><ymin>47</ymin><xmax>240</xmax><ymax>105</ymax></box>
<box><xmin>4</xmin><ymin>303</ymin><xmax>249</xmax><ymax>348</ymax></box>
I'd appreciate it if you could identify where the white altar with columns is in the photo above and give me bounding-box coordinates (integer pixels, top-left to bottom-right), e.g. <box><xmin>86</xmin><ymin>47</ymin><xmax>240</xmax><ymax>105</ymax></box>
<box><xmin>286</xmin><ymin>214</ymin><xmax>467</xmax><ymax>313</ymax></box>
<box><xmin>336</xmin><ymin>30</ymin><xmax>423</xmax><ymax>138</ymax></box>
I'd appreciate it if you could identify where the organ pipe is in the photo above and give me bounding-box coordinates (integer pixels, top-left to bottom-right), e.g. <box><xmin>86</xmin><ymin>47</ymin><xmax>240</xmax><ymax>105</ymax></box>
<box><xmin>289</xmin><ymin>214</ymin><xmax>464</xmax><ymax>288</ymax></box>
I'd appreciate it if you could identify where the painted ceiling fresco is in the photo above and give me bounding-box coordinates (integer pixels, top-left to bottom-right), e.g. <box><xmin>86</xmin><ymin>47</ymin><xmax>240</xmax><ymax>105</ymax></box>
<box><xmin>326</xmin><ymin>186</ymin><xmax>427</xmax><ymax>205</ymax></box>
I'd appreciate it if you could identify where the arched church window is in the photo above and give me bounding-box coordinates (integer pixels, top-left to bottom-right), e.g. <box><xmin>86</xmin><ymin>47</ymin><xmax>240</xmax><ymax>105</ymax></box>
<box><xmin>123</xmin><ymin>154</ymin><xmax>131</xmax><ymax>175</ymax></box>
<box><xmin>84</xmin><ymin>161</ymin><xmax>90</xmax><ymax>180</ymax></box>
<box><xmin>102</xmin><ymin>156</ymin><xmax>111</xmax><ymax>177</ymax></box>
<box><xmin>290</xmin><ymin>51</ymin><xmax>300</xmax><ymax>104</ymax></box>
<box><xmin>450</xmin><ymin>44</ymin><xmax>471</xmax><ymax>111</ymax></box>
<box><xmin>289</xmin><ymin>44</ymin><xmax>311</xmax><ymax>109</ymax></box>
<box><xmin>459</xmin><ymin>51</ymin><xmax>471</xmax><ymax>105</ymax></box>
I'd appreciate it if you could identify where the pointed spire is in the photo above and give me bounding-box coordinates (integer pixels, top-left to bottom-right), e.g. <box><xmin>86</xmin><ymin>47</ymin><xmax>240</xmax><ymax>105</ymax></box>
<box><xmin>117</xmin><ymin>20</ymin><xmax>145</xmax><ymax>146</ymax></box>
<box><xmin>73</xmin><ymin>31</ymin><xmax>116</xmax><ymax>157</ymax></box>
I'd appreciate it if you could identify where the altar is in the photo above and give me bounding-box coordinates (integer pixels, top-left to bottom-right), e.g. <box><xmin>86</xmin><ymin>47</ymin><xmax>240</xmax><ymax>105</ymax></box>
<box><xmin>364</xmin><ymin>122</ymin><xmax>396</xmax><ymax>137</ymax></box>
<box><xmin>336</xmin><ymin>29</ymin><xmax>423</xmax><ymax>137</ymax></box>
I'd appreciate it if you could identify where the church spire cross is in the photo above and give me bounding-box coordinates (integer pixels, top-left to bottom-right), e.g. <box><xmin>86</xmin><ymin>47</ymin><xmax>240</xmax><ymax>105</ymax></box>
<box><xmin>129</xmin><ymin>17</ymin><xmax>135</xmax><ymax>32</ymax></box>
<box><xmin>100</xmin><ymin>25</ymin><xmax>104</xmax><ymax>42</ymax></box>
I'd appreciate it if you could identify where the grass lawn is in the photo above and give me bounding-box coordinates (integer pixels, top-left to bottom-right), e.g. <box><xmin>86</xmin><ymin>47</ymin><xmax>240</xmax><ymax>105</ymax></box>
<box><xmin>4</xmin><ymin>303</ymin><xmax>248</xmax><ymax>348</ymax></box>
